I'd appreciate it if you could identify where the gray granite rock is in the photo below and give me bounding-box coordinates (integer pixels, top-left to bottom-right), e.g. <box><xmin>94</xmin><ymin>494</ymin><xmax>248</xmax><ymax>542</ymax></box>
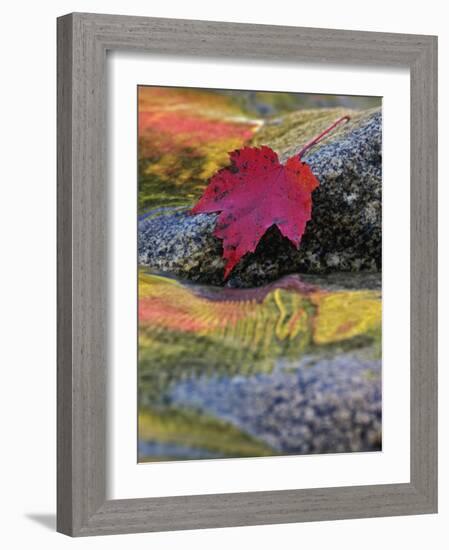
<box><xmin>138</xmin><ymin>108</ymin><xmax>381</xmax><ymax>287</ymax></box>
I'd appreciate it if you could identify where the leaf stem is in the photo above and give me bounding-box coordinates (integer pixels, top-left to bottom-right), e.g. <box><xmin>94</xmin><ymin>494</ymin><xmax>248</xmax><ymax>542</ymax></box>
<box><xmin>297</xmin><ymin>115</ymin><xmax>350</xmax><ymax>159</ymax></box>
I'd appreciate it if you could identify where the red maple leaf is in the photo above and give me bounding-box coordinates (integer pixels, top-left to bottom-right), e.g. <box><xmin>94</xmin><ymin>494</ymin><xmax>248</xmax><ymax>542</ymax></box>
<box><xmin>191</xmin><ymin>116</ymin><xmax>349</xmax><ymax>279</ymax></box>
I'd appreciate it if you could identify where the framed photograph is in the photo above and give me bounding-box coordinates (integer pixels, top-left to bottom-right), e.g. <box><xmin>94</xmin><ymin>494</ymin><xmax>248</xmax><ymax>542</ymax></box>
<box><xmin>57</xmin><ymin>13</ymin><xmax>437</xmax><ymax>536</ymax></box>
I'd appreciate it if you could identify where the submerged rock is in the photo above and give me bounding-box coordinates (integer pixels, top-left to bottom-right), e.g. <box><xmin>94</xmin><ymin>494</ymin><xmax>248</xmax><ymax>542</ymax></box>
<box><xmin>169</xmin><ymin>352</ymin><xmax>382</xmax><ymax>455</ymax></box>
<box><xmin>138</xmin><ymin>108</ymin><xmax>381</xmax><ymax>287</ymax></box>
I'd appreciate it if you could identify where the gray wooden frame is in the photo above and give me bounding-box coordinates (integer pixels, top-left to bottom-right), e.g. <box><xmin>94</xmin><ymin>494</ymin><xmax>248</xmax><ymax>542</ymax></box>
<box><xmin>57</xmin><ymin>12</ymin><xmax>438</xmax><ymax>537</ymax></box>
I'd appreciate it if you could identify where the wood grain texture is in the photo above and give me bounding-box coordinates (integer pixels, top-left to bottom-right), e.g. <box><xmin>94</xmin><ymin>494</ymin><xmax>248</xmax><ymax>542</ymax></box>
<box><xmin>409</xmin><ymin>36</ymin><xmax>438</xmax><ymax>508</ymax></box>
<box><xmin>57</xmin><ymin>12</ymin><xmax>438</xmax><ymax>536</ymax></box>
<box><xmin>57</xmin><ymin>13</ymin><xmax>74</xmax><ymax>536</ymax></box>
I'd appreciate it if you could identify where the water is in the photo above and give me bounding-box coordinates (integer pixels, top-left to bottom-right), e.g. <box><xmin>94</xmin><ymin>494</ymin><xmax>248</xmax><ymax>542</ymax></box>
<box><xmin>138</xmin><ymin>271</ymin><xmax>382</xmax><ymax>461</ymax></box>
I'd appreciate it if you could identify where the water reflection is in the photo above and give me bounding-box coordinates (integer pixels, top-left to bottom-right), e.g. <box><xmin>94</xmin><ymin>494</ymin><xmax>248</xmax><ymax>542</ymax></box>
<box><xmin>138</xmin><ymin>271</ymin><xmax>381</xmax><ymax>461</ymax></box>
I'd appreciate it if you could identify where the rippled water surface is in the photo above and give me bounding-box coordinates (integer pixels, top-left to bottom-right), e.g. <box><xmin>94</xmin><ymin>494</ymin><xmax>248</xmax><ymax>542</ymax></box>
<box><xmin>138</xmin><ymin>271</ymin><xmax>382</xmax><ymax>461</ymax></box>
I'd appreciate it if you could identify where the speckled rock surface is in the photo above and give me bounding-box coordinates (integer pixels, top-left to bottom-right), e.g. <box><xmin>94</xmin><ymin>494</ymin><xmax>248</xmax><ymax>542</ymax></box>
<box><xmin>169</xmin><ymin>352</ymin><xmax>382</xmax><ymax>455</ymax></box>
<box><xmin>138</xmin><ymin>108</ymin><xmax>381</xmax><ymax>287</ymax></box>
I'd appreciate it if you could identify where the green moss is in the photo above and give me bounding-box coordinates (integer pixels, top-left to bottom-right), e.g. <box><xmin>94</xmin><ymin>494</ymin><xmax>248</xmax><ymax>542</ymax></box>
<box><xmin>252</xmin><ymin>107</ymin><xmax>381</xmax><ymax>162</ymax></box>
